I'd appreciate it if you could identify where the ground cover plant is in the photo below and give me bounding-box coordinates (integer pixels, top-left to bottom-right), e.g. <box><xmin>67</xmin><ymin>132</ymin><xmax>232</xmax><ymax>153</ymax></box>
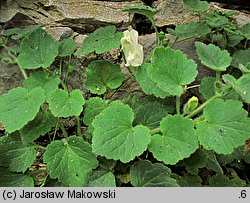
<box><xmin>0</xmin><ymin>0</ymin><xmax>250</xmax><ymax>187</ymax></box>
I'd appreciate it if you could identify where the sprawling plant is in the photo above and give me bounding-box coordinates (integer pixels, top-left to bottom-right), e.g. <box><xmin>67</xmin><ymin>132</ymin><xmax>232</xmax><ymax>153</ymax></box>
<box><xmin>0</xmin><ymin>0</ymin><xmax>250</xmax><ymax>187</ymax></box>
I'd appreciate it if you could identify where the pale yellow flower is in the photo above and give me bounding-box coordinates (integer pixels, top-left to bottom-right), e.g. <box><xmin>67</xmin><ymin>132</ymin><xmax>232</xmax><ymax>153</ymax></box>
<box><xmin>121</xmin><ymin>29</ymin><xmax>143</xmax><ymax>67</ymax></box>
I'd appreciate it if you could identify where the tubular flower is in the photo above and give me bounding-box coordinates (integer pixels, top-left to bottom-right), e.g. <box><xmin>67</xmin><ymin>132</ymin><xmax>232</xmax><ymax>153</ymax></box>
<box><xmin>121</xmin><ymin>29</ymin><xmax>143</xmax><ymax>67</ymax></box>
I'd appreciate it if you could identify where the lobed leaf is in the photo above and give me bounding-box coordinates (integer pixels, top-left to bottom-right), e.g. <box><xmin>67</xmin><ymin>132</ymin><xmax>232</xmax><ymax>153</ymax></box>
<box><xmin>0</xmin><ymin>87</ymin><xmax>46</xmax><ymax>133</ymax></box>
<box><xmin>122</xmin><ymin>5</ymin><xmax>159</xmax><ymax>19</ymax></box>
<box><xmin>195</xmin><ymin>42</ymin><xmax>232</xmax><ymax>71</ymax></box>
<box><xmin>58</xmin><ymin>38</ymin><xmax>77</xmax><ymax>57</ymax></box>
<box><xmin>0</xmin><ymin>167</ymin><xmax>34</xmax><ymax>187</ymax></box>
<box><xmin>44</xmin><ymin>136</ymin><xmax>98</xmax><ymax>186</ymax></box>
<box><xmin>167</xmin><ymin>22</ymin><xmax>211</xmax><ymax>40</ymax></box>
<box><xmin>48</xmin><ymin>89</ymin><xmax>85</xmax><ymax>117</ymax></box>
<box><xmin>136</xmin><ymin>47</ymin><xmax>198</xmax><ymax>97</ymax></box>
<box><xmin>149</xmin><ymin>115</ymin><xmax>199</xmax><ymax>165</ymax></box>
<box><xmin>88</xmin><ymin>169</ymin><xmax>116</xmax><ymax>187</ymax></box>
<box><xmin>83</xmin><ymin>97</ymin><xmax>108</xmax><ymax>126</ymax></box>
<box><xmin>183</xmin><ymin>0</ymin><xmax>209</xmax><ymax>12</ymax></box>
<box><xmin>196</xmin><ymin>99</ymin><xmax>250</xmax><ymax>154</ymax></box>
<box><xmin>239</xmin><ymin>23</ymin><xmax>250</xmax><ymax>40</ymax></box>
<box><xmin>92</xmin><ymin>101</ymin><xmax>151</xmax><ymax>163</ymax></box>
<box><xmin>75</xmin><ymin>26</ymin><xmax>123</xmax><ymax>55</ymax></box>
<box><xmin>130</xmin><ymin>160</ymin><xmax>179</xmax><ymax>187</ymax></box>
<box><xmin>20</xmin><ymin>110</ymin><xmax>57</xmax><ymax>143</ymax></box>
<box><xmin>24</xmin><ymin>71</ymin><xmax>61</xmax><ymax>99</ymax></box>
<box><xmin>0</xmin><ymin>133</ymin><xmax>36</xmax><ymax>172</ymax></box>
<box><xmin>18</xmin><ymin>27</ymin><xmax>59</xmax><ymax>69</ymax></box>
<box><xmin>85</xmin><ymin>60</ymin><xmax>124</xmax><ymax>95</ymax></box>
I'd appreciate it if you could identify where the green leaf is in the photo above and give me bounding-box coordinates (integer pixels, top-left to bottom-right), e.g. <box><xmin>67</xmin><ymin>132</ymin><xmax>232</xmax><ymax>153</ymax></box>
<box><xmin>48</xmin><ymin>89</ymin><xmax>85</xmax><ymax>117</ymax></box>
<box><xmin>0</xmin><ymin>87</ymin><xmax>46</xmax><ymax>133</ymax></box>
<box><xmin>205</xmin><ymin>150</ymin><xmax>223</xmax><ymax>174</ymax></box>
<box><xmin>2</xmin><ymin>25</ymin><xmax>42</xmax><ymax>40</ymax></box>
<box><xmin>196</xmin><ymin>99</ymin><xmax>250</xmax><ymax>154</ymax></box>
<box><xmin>24</xmin><ymin>71</ymin><xmax>61</xmax><ymax>99</ymax></box>
<box><xmin>92</xmin><ymin>101</ymin><xmax>151</xmax><ymax>163</ymax></box>
<box><xmin>0</xmin><ymin>133</ymin><xmax>36</xmax><ymax>172</ymax></box>
<box><xmin>130</xmin><ymin>160</ymin><xmax>179</xmax><ymax>187</ymax></box>
<box><xmin>88</xmin><ymin>170</ymin><xmax>116</xmax><ymax>187</ymax></box>
<box><xmin>44</xmin><ymin>136</ymin><xmax>98</xmax><ymax>186</ymax></box>
<box><xmin>58</xmin><ymin>38</ymin><xmax>77</xmax><ymax>57</ymax></box>
<box><xmin>239</xmin><ymin>23</ymin><xmax>250</xmax><ymax>40</ymax></box>
<box><xmin>223</xmin><ymin>74</ymin><xmax>250</xmax><ymax>103</ymax></box>
<box><xmin>172</xmin><ymin>174</ymin><xmax>202</xmax><ymax>187</ymax></box>
<box><xmin>149</xmin><ymin>115</ymin><xmax>198</xmax><ymax>165</ymax></box>
<box><xmin>145</xmin><ymin>47</ymin><xmax>198</xmax><ymax>97</ymax></box>
<box><xmin>83</xmin><ymin>97</ymin><xmax>107</xmax><ymax>126</ymax></box>
<box><xmin>18</xmin><ymin>27</ymin><xmax>59</xmax><ymax>69</ymax></box>
<box><xmin>202</xmin><ymin>11</ymin><xmax>230</xmax><ymax>28</ymax></box>
<box><xmin>182</xmin><ymin>149</ymin><xmax>207</xmax><ymax>175</ymax></box>
<box><xmin>183</xmin><ymin>0</ymin><xmax>209</xmax><ymax>12</ymax></box>
<box><xmin>199</xmin><ymin>77</ymin><xmax>216</xmax><ymax>100</ymax></box>
<box><xmin>217</xmin><ymin>145</ymin><xmax>244</xmax><ymax>165</ymax></box>
<box><xmin>167</xmin><ymin>22</ymin><xmax>211</xmax><ymax>40</ymax></box>
<box><xmin>122</xmin><ymin>5</ymin><xmax>159</xmax><ymax>19</ymax></box>
<box><xmin>227</xmin><ymin>34</ymin><xmax>244</xmax><ymax>47</ymax></box>
<box><xmin>134</xmin><ymin>98</ymin><xmax>169</xmax><ymax>129</ymax></box>
<box><xmin>0</xmin><ymin>167</ymin><xmax>34</xmax><ymax>187</ymax></box>
<box><xmin>135</xmin><ymin>63</ymin><xmax>170</xmax><ymax>98</ymax></box>
<box><xmin>75</xmin><ymin>26</ymin><xmax>123</xmax><ymax>55</ymax></box>
<box><xmin>209</xmin><ymin>175</ymin><xmax>233</xmax><ymax>187</ymax></box>
<box><xmin>86</xmin><ymin>60</ymin><xmax>124</xmax><ymax>95</ymax></box>
<box><xmin>20</xmin><ymin>110</ymin><xmax>57</xmax><ymax>143</ymax></box>
<box><xmin>195</xmin><ymin>42</ymin><xmax>232</xmax><ymax>71</ymax></box>
<box><xmin>232</xmin><ymin>49</ymin><xmax>250</xmax><ymax>70</ymax></box>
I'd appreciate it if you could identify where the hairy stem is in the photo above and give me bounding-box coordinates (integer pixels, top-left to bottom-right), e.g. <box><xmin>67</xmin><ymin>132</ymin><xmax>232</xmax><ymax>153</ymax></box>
<box><xmin>185</xmin><ymin>93</ymin><xmax>222</xmax><ymax>119</ymax></box>
<box><xmin>59</xmin><ymin>120</ymin><xmax>68</xmax><ymax>138</ymax></box>
<box><xmin>34</xmin><ymin>145</ymin><xmax>47</xmax><ymax>151</ymax></box>
<box><xmin>150</xmin><ymin>18</ymin><xmax>159</xmax><ymax>45</ymax></box>
<box><xmin>107</xmin><ymin>75</ymin><xmax>132</xmax><ymax>100</ymax></box>
<box><xmin>176</xmin><ymin>96</ymin><xmax>181</xmax><ymax>115</ymax></box>
<box><xmin>216</xmin><ymin>71</ymin><xmax>221</xmax><ymax>82</ymax></box>
<box><xmin>75</xmin><ymin>116</ymin><xmax>82</xmax><ymax>137</ymax></box>
<box><xmin>150</xmin><ymin>127</ymin><xmax>161</xmax><ymax>135</ymax></box>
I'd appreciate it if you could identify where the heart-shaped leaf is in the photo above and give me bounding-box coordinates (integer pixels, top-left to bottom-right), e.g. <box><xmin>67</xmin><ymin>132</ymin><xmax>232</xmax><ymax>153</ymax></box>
<box><xmin>88</xmin><ymin>169</ymin><xmax>116</xmax><ymax>187</ymax></box>
<box><xmin>18</xmin><ymin>27</ymin><xmax>59</xmax><ymax>69</ymax></box>
<box><xmin>58</xmin><ymin>38</ymin><xmax>77</xmax><ymax>57</ymax></box>
<box><xmin>86</xmin><ymin>60</ymin><xmax>124</xmax><ymax>95</ymax></box>
<box><xmin>44</xmin><ymin>136</ymin><xmax>98</xmax><ymax>186</ymax></box>
<box><xmin>149</xmin><ymin>115</ymin><xmax>198</xmax><ymax>165</ymax></box>
<box><xmin>75</xmin><ymin>26</ymin><xmax>123</xmax><ymax>55</ymax></box>
<box><xmin>183</xmin><ymin>0</ymin><xmax>209</xmax><ymax>12</ymax></box>
<box><xmin>0</xmin><ymin>133</ymin><xmax>36</xmax><ymax>172</ymax></box>
<box><xmin>0</xmin><ymin>167</ymin><xmax>34</xmax><ymax>187</ymax></box>
<box><xmin>122</xmin><ymin>5</ymin><xmax>159</xmax><ymax>19</ymax></box>
<box><xmin>92</xmin><ymin>101</ymin><xmax>151</xmax><ymax>163</ymax></box>
<box><xmin>196</xmin><ymin>99</ymin><xmax>250</xmax><ymax>154</ymax></box>
<box><xmin>130</xmin><ymin>160</ymin><xmax>179</xmax><ymax>187</ymax></box>
<box><xmin>48</xmin><ymin>89</ymin><xmax>85</xmax><ymax>117</ymax></box>
<box><xmin>195</xmin><ymin>42</ymin><xmax>232</xmax><ymax>71</ymax></box>
<box><xmin>0</xmin><ymin>87</ymin><xmax>46</xmax><ymax>133</ymax></box>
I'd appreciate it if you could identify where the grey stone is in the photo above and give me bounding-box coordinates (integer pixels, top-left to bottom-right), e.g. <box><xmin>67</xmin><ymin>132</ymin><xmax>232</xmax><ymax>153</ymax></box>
<box><xmin>46</xmin><ymin>27</ymin><xmax>73</xmax><ymax>40</ymax></box>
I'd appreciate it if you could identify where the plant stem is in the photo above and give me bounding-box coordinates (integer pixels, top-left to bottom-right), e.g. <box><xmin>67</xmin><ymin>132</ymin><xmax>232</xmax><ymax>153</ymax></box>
<box><xmin>34</xmin><ymin>145</ymin><xmax>47</xmax><ymax>151</ymax></box>
<box><xmin>150</xmin><ymin>127</ymin><xmax>161</xmax><ymax>135</ymax></box>
<box><xmin>52</xmin><ymin>122</ymin><xmax>59</xmax><ymax>141</ymax></box>
<box><xmin>150</xmin><ymin>18</ymin><xmax>159</xmax><ymax>45</ymax></box>
<box><xmin>186</xmin><ymin>93</ymin><xmax>222</xmax><ymax>119</ymax></box>
<box><xmin>75</xmin><ymin>116</ymin><xmax>82</xmax><ymax>137</ymax></box>
<box><xmin>216</xmin><ymin>71</ymin><xmax>221</xmax><ymax>82</ymax></box>
<box><xmin>59</xmin><ymin>120</ymin><xmax>68</xmax><ymax>138</ymax></box>
<box><xmin>107</xmin><ymin>75</ymin><xmax>132</xmax><ymax>100</ymax></box>
<box><xmin>59</xmin><ymin>58</ymin><xmax>63</xmax><ymax>76</ymax></box>
<box><xmin>19</xmin><ymin>67</ymin><xmax>28</xmax><ymax>79</ymax></box>
<box><xmin>176</xmin><ymin>96</ymin><xmax>181</xmax><ymax>115</ymax></box>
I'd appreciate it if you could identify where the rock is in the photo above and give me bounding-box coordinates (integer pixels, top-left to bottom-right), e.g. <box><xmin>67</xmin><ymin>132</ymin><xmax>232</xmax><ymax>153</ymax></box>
<box><xmin>0</xmin><ymin>0</ymin><xmax>143</xmax><ymax>32</ymax></box>
<box><xmin>74</xmin><ymin>34</ymin><xmax>88</xmax><ymax>47</ymax></box>
<box><xmin>46</xmin><ymin>27</ymin><xmax>73</xmax><ymax>40</ymax></box>
<box><xmin>152</xmin><ymin>0</ymin><xmax>199</xmax><ymax>27</ymax></box>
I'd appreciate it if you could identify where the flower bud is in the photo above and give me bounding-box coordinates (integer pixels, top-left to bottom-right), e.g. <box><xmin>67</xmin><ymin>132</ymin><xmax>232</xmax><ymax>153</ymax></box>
<box><xmin>183</xmin><ymin>96</ymin><xmax>199</xmax><ymax>114</ymax></box>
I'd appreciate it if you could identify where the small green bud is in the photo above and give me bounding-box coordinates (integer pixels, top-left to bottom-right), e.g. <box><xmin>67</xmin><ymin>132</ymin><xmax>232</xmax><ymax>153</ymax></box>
<box><xmin>163</xmin><ymin>38</ymin><xmax>169</xmax><ymax>47</ymax></box>
<box><xmin>183</xmin><ymin>96</ymin><xmax>199</xmax><ymax>114</ymax></box>
<box><xmin>159</xmin><ymin>31</ymin><xmax>165</xmax><ymax>41</ymax></box>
